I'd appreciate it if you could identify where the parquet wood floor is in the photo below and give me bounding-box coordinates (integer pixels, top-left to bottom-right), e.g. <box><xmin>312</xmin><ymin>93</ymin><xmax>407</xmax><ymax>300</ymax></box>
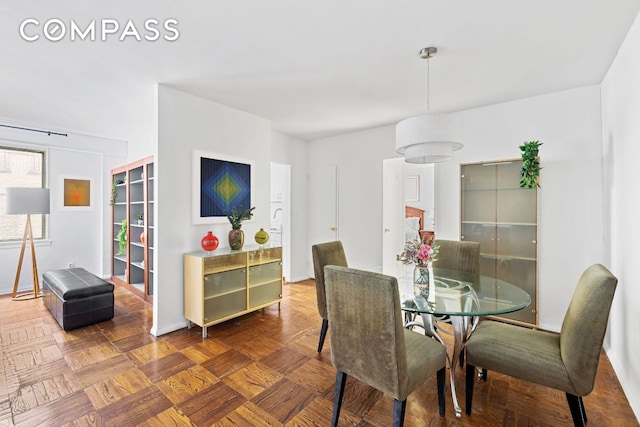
<box><xmin>0</xmin><ymin>280</ymin><xmax>637</xmax><ymax>426</ymax></box>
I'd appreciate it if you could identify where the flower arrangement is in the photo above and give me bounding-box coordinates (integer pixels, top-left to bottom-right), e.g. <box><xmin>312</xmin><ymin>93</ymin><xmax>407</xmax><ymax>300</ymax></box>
<box><xmin>227</xmin><ymin>206</ymin><xmax>255</xmax><ymax>229</ymax></box>
<box><xmin>397</xmin><ymin>239</ymin><xmax>439</xmax><ymax>266</ymax></box>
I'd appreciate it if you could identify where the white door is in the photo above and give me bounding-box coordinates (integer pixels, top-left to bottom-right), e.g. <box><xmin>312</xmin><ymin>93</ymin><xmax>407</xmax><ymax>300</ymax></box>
<box><xmin>382</xmin><ymin>158</ymin><xmax>405</xmax><ymax>270</ymax></box>
<box><xmin>308</xmin><ymin>165</ymin><xmax>338</xmax><ymax>277</ymax></box>
<box><xmin>270</xmin><ymin>162</ymin><xmax>291</xmax><ymax>281</ymax></box>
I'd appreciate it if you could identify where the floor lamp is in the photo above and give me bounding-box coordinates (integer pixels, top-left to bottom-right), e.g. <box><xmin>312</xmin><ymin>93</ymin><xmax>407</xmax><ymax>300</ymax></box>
<box><xmin>6</xmin><ymin>187</ymin><xmax>50</xmax><ymax>300</ymax></box>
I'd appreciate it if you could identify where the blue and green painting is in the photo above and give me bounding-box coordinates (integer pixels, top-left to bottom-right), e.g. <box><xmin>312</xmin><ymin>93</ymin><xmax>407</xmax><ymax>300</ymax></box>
<box><xmin>200</xmin><ymin>157</ymin><xmax>251</xmax><ymax>217</ymax></box>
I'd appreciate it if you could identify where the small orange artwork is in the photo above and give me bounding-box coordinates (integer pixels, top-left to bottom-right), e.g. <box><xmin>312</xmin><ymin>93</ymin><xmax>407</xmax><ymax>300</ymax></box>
<box><xmin>63</xmin><ymin>179</ymin><xmax>90</xmax><ymax>207</ymax></box>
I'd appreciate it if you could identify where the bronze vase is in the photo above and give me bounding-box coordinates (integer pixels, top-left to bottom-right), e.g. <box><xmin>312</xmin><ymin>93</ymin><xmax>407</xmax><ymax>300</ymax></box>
<box><xmin>228</xmin><ymin>229</ymin><xmax>244</xmax><ymax>250</ymax></box>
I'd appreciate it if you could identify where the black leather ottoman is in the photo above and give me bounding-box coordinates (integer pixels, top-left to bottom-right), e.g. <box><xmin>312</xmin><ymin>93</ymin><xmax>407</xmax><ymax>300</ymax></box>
<box><xmin>42</xmin><ymin>268</ymin><xmax>114</xmax><ymax>331</ymax></box>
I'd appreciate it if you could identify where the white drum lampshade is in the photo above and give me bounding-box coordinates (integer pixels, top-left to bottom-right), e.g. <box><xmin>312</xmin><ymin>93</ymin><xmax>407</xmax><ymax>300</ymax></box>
<box><xmin>396</xmin><ymin>114</ymin><xmax>463</xmax><ymax>163</ymax></box>
<box><xmin>5</xmin><ymin>187</ymin><xmax>50</xmax><ymax>300</ymax></box>
<box><xmin>6</xmin><ymin>187</ymin><xmax>50</xmax><ymax>215</ymax></box>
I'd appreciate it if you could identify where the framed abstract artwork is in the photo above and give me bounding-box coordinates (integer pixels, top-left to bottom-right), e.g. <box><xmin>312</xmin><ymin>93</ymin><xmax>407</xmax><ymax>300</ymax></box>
<box><xmin>60</xmin><ymin>176</ymin><xmax>92</xmax><ymax>210</ymax></box>
<box><xmin>192</xmin><ymin>150</ymin><xmax>255</xmax><ymax>224</ymax></box>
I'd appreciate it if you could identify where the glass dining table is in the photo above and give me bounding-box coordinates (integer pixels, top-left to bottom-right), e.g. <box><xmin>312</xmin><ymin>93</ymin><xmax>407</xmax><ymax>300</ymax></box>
<box><xmin>384</xmin><ymin>263</ymin><xmax>531</xmax><ymax>417</ymax></box>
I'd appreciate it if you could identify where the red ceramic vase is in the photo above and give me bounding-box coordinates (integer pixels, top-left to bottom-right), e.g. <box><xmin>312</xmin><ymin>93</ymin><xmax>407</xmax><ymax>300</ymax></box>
<box><xmin>201</xmin><ymin>231</ymin><xmax>219</xmax><ymax>252</ymax></box>
<box><xmin>140</xmin><ymin>231</ymin><xmax>145</xmax><ymax>245</ymax></box>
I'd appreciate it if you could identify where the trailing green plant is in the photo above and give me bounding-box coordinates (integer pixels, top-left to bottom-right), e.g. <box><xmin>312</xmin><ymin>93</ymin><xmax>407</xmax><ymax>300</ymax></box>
<box><xmin>116</xmin><ymin>219</ymin><xmax>127</xmax><ymax>255</ymax></box>
<box><xmin>110</xmin><ymin>179</ymin><xmax>124</xmax><ymax>206</ymax></box>
<box><xmin>227</xmin><ymin>206</ymin><xmax>255</xmax><ymax>229</ymax></box>
<box><xmin>110</xmin><ymin>182</ymin><xmax>118</xmax><ymax>206</ymax></box>
<box><xmin>519</xmin><ymin>140</ymin><xmax>542</xmax><ymax>189</ymax></box>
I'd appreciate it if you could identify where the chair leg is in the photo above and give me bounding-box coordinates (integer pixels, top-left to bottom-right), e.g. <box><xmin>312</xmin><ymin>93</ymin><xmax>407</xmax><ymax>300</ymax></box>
<box><xmin>566</xmin><ymin>393</ymin><xmax>586</xmax><ymax>427</ymax></box>
<box><xmin>318</xmin><ymin>318</ymin><xmax>329</xmax><ymax>353</ymax></box>
<box><xmin>579</xmin><ymin>395</ymin><xmax>587</xmax><ymax>423</ymax></box>
<box><xmin>392</xmin><ymin>399</ymin><xmax>407</xmax><ymax>427</ymax></box>
<box><xmin>437</xmin><ymin>367</ymin><xmax>446</xmax><ymax>416</ymax></box>
<box><xmin>465</xmin><ymin>363</ymin><xmax>475</xmax><ymax>415</ymax></box>
<box><xmin>331</xmin><ymin>370</ymin><xmax>347</xmax><ymax>427</ymax></box>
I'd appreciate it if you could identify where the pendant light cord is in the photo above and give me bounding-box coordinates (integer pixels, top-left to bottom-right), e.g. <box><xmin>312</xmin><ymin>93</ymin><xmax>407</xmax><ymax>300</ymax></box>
<box><xmin>427</xmin><ymin>55</ymin><xmax>430</xmax><ymax>113</ymax></box>
<box><xmin>419</xmin><ymin>46</ymin><xmax>437</xmax><ymax>113</ymax></box>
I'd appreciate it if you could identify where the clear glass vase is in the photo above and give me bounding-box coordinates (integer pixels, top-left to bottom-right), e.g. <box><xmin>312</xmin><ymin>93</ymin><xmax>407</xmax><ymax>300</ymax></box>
<box><xmin>413</xmin><ymin>263</ymin><xmax>431</xmax><ymax>300</ymax></box>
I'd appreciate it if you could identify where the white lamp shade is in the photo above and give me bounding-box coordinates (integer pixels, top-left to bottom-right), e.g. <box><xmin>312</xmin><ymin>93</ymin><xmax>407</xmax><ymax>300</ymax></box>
<box><xmin>403</xmin><ymin>142</ymin><xmax>464</xmax><ymax>163</ymax></box>
<box><xmin>396</xmin><ymin>114</ymin><xmax>463</xmax><ymax>163</ymax></box>
<box><xmin>5</xmin><ymin>187</ymin><xmax>50</xmax><ymax>215</ymax></box>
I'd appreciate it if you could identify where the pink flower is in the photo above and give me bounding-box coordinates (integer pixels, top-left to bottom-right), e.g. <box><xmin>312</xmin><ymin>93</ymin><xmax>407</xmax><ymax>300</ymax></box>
<box><xmin>397</xmin><ymin>239</ymin><xmax>439</xmax><ymax>265</ymax></box>
<box><xmin>417</xmin><ymin>244</ymin><xmax>432</xmax><ymax>263</ymax></box>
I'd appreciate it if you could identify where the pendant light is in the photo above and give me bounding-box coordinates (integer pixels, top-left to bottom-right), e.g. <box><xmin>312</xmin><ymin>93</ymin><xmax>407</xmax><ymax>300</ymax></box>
<box><xmin>396</xmin><ymin>47</ymin><xmax>463</xmax><ymax>163</ymax></box>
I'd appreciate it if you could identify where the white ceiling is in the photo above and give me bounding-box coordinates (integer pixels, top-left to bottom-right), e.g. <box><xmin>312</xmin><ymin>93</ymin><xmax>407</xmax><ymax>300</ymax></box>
<box><xmin>1</xmin><ymin>0</ymin><xmax>639</xmax><ymax>142</ymax></box>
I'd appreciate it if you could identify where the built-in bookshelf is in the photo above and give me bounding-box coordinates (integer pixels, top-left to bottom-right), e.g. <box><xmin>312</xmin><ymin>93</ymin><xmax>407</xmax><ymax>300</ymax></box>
<box><xmin>111</xmin><ymin>156</ymin><xmax>154</xmax><ymax>302</ymax></box>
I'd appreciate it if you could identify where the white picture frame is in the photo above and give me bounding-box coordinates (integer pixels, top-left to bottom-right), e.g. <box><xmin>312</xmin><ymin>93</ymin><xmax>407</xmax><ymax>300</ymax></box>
<box><xmin>58</xmin><ymin>175</ymin><xmax>93</xmax><ymax>211</ymax></box>
<box><xmin>405</xmin><ymin>175</ymin><xmax>420</xmax><ymax>202</ymax></box>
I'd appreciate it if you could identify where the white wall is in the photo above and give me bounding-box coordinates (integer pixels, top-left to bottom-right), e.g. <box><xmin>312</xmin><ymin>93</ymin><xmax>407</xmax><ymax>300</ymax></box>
<box><xmin>601</xmin><ymin>11</ymin><xmax>640</xmax><ymax>420</ymax></box>
<box><xmin>307</xmin><ymin>125</ymin><xmax>398</xmax><ymax>271</ymax></box>
<box><xmin>126</xmin><ymin>129</ymin><xmax>156</xmax><ymax>164</ymax></box>
<box><xmin>271</xmin><ymin>130</ymin><xmax>308</xmax><ymax>282</ymax></box>
<box><xmin>154</xmin><ymin>85</ymin><xmax>272</xmax><ymax>336</ymax></box>
<box><xmin>0</xmin><ymin>122</ymin><xmax>127</xmax><ymax>294</ymax></box>
<box><xmin>307</xmin><ymin>86</ymin><xmax>604</xmax><ymax>333</ymax></box>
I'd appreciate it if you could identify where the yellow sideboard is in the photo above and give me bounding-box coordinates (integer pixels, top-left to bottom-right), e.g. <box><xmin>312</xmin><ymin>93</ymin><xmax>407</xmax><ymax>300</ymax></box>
<box><xmin>184</xmin><ymin>245</ymin><xmax>283</xmax><ymax>338</ymax></box>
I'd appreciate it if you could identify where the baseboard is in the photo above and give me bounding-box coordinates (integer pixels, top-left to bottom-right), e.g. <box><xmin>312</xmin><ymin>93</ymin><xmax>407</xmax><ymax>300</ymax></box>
<box><xmin>151</xmin><ymin>320</ymin><xmax>189</xmax><ymax>337</ymax></box>
<box><xmin>287</xmin><ymin>275</ymin><xmax>311</xmax><ymax>283</ymax></box>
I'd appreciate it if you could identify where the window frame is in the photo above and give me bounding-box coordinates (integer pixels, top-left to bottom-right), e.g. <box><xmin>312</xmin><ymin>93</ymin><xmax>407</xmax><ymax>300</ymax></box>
<box><xmin>0</xmin><ymin>145</ymin><xmax>48</xmax><ymax>243</ymax></box>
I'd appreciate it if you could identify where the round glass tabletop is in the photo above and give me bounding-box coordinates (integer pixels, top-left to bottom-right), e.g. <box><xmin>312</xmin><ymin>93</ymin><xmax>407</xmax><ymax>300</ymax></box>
<box><xmin>391</xmin><ymin>266</ymin><xmax>531</xmax><ymax>317</ymax></box>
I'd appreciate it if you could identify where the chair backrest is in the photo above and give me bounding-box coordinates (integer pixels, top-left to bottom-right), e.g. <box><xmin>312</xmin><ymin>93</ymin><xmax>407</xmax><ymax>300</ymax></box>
<box><xmin>432</xmin><ymin>240</ymin><xmax>480</xmax><ymax>277</ymax></box>
<box><xmin>324</xmin><ymin>265</ymin><xmax>409</xmax><ymax>400</ymax></box>
<box><xmin>560</xmin><ymin>263</ymin><xmax>618</xmax><ymax>396</ymax></box>
<box><xmin>312</xmin><ymin>241</ymin><xmax>348</xmax><ymax>319</ymax></box>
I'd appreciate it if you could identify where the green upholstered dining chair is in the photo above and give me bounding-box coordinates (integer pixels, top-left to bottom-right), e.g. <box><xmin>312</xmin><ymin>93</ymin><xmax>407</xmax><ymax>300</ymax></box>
<box><xmin>420</xmin><ymin>239</ymin><xmax>481</xmax><ymax>366</ymax></box>
<box><xmin>432</xmin><ymin>239</ymin><xmax>480</xmax><ymax>279</ymax></box>
<box><xmin>429</xmin><ymin>239</ymin><xmax>481</xmax><ymax>327</ymax></box>
<box><xmin>311</xmin><ymin>241</ymin><xmax>348</xmax><ymax>353</ymax></box>
<box><xmin>324</xmin><ymin>265</ymin><xmax>447</xmax><ymax>427</ymax></box>
<box><xmin>465</xmin><ymin>264</ymin><xmax>618</xmax><ymax>427</ymax></box>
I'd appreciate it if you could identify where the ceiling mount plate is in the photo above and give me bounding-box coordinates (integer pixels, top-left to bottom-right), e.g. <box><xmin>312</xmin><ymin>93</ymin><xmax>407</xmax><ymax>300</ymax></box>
<box><xmin>419</xmin><ymin>47</ymin><xmax>437</xmax><ymax>59</ymax></box>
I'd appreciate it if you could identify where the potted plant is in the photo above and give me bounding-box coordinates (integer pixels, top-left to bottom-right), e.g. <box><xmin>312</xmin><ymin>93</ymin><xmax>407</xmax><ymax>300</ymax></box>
<box><xmin>116</xmin><ymin>219</ymin><xmax>127</xmax><ymax>255</ymax></box>
<box><xmin>227</xmin><ymin>206</ymin><xmax>255</xmax><ymax>250</ymax></box>
<box><xmin>519</xmin><ymin>140</ymin><xmax>542</xmax><ymax>189</ymax></box>
<box><xmin>136</xmin><ymin>212</ymin><xmax>144</xmax><ymax>226</ymax></box>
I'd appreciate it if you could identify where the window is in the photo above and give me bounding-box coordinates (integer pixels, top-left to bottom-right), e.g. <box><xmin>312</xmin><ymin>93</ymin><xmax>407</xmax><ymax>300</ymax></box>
<box><xmin>0</xmin><ymin>146</ymin><xmax>46</xmax><ymax>242</ymax></box>
<box><xmin>0</xmin><ymin>150</ymin><xmax>10</xmax><ymax>172</ymax></box>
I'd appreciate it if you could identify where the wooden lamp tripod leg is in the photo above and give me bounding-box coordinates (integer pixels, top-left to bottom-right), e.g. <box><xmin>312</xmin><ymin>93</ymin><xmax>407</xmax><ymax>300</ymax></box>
<box><xmin>12</xmin><ymin>214</ymin><xmax>41</xmax><ymax>300</ymax></box>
